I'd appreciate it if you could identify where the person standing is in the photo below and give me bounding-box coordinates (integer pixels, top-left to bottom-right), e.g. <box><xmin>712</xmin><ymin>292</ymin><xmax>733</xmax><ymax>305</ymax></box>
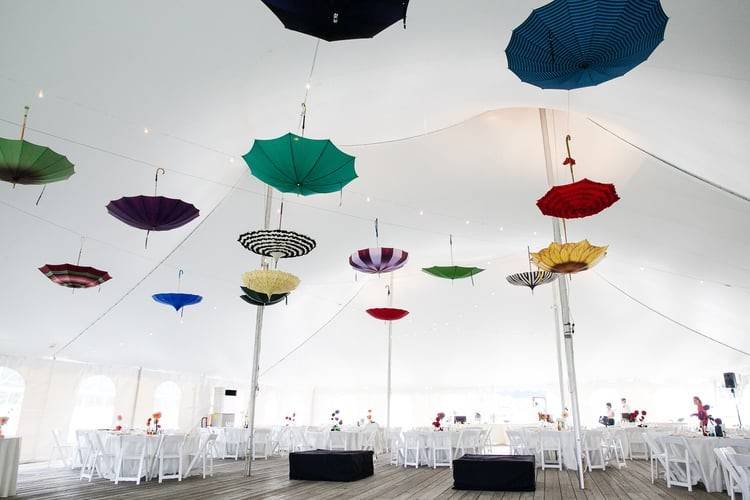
<box><xmin>620</xmin><ymin>398</ymin><xmax>631</xmax><ymax>423</ymax></box>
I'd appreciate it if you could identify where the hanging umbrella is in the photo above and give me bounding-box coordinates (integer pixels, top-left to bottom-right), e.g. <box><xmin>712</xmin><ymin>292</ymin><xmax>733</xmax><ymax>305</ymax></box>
<box><xmin>0</xmin><ymin>107</ymin><xmax>74</xmax><ymax>204</ymax></box>
<box><xmin>238</xmin><ymin>229</ymin><xmax>316</xmax><ymax>265</ymax></box>
<box><xmin>506</xmin><ymin>247</ymin><xmax>558</xmax><ymax>293</ymax></box>
<box><xmin>261</xmin><ymin>0</ymin><xmax>410</xmax><ymax>42</ymax></box>
<box><xmin>536</xmin><ymin>136</ymin><xmax>619</xmax><ymax>219</ymax></box>
<box><xmin>240</xmin><ymin>287</ymin><xmax>288</xmax><ymax>306</ymax></box>
<box><xmin>38</xmin><ymin>238</ymin><xmax>111</xmax><ymax>289</ymax></box>
<box><xmin>39</xmin><ymin>264</ymin><xmax>111</xmax><ymax>289</ymax></box>
<box><xmin>152</xmin><ymin>270</ymin><xmax>203</xmax><ymax>316</ymax></box>
<box><xmin>350</xmin><ymin>247</ymin><xmax>408</xmax><ymax>274</ymax></box>
<box><xmin>366</xmin><ymin>307</ymin><xmax>409</xmax><ymax>321</ymax></box>
<box><xmin>241</xmin><ymin>269</ymin><xmax>300</xmax><ymax>299</ymax></box>
<box><xmin>505</xmin><ymin>0</ymin><xmax>668</xmax><ymax>89</ymax></box>
<box><xmin>243</xmin><ymin>133</ymin><xmax>356</xmax><ymax>196</ymax></box>
<box><xmin>422</xmin><ymin>235</ymin><xmax>484</xmax><ymax>283</ymax></box>
<box><xmin>531</xmin><ymin>239</ymin><xmax>607</xmax><ymax>274</ymax></box>
<box><xmin>106</xmin><ymin>169</ymin><xmax>199</xmax><ymax>248</ymax></box>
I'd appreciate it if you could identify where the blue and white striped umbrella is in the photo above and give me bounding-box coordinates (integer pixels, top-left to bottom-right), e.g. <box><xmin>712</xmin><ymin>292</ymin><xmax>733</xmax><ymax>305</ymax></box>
<box><xmin>505</xmin><ymin>0</ymin><xmax>668</xmax><ymax>90</ymax></box>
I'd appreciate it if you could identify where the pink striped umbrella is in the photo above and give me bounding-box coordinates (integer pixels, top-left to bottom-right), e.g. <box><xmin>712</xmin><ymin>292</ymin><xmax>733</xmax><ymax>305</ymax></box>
<box><xmin>349</xmin><ymin>247</ymin><xmax>408</xmax><ymax>274</ymax></box>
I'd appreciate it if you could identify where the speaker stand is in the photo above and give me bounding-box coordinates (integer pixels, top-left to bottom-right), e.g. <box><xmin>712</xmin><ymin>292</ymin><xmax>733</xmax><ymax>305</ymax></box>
<box><xmin>732</xmin><ymin>388</ymin><xmax>743</xmax><ymax>429</ymax></box>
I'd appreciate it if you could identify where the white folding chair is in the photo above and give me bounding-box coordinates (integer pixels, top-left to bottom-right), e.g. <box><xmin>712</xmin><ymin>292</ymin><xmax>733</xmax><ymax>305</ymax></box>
<box><xmin>290</xmin><ymin>426</ymin><xmax>313</xmax><ymax>451</ymax></box>
<box><xmin>604</xmin><ymin>428</ymin><xmax>627</xmax><ymax>469</ymax></box>
<box><xmin>628</xmin><ymin>430</ymin><xmax>649</xmax><ymax>460</ymax></box>
<box><xmin>506</xmin><ymin>429</ymin><xmax>528</xmax><ymax>455</ymax></box>
<box><xmin>662</xmin><ymin>435</ymin><xmax>702</xmax><ymax>491</ymax></box>
<box><xmin>389</xmin><ymin>429</ymin><xmax>404</xmax><ymax>465</ymax></box>
<box><xmin>153</xmin><ymin>434</ymin><xmax>185</xmax><ymax>483</ymax></box>
<box><xmin>328</xmin><ymin>431</ymin><xmax>347</xmax><ymax>451</ymax></box>
<box><xmin>49</xmin><ymin>429</ymin><xmax>73</xmax><ymax>468</ymax></box>
<box><xmin>479</xmin><ymin>427</ymin><xmax>493</xmax><ymax>454</ymax></box>
<box><xmin>114</xmin><ymin>435</ymin><xmax>148</xmax><ymax>485</ymax></box>
<box><xmin>716</xmin><ymin>447</ymin><xmax>742</xmax><ymax>499</ymax></box>
<box><xmin>80</xmin><ymin>432</ymin><xmax>113</xmax><ymax>482</ymax></box>
<box><xmin>583</xmin><ymin>429</ymin><xmax>606</xmax><ymax>472</ymax></box>
<box><xmin>72</xmin><ymin>430</ymin><xmax>91</xmax><ymax>470</ymax></box>
<box><xmin>643</xmin><ymin>432</ymin><xmax>667</xmax><ymax>484</ymax></box>
<box><xmin>402</xmin><ymin>431</ymin><xmax>422</xmax><ymax>468</ymax></box>
<box><xmin>727</xmin><ymin>450</ymin><xmax>750</xmax><ymax>500</ymax></box>
<box><xmin>540</xmin><ymin>431</ymin><xmax>563</xmax><ymax>470</ymax></box>
<box><xmin>222</xmin><ymin>428</ymin><xmax>244</xmax><ymax>460</ymax></box>
<box><xmin>184</xmin><ymin>433</ymin><xmax>216</xmax><ymax>479</ymax></box>
<box><xmin>360</xmin><ymin>428</ymin><xmax>379</xmax><ymax>459</ymax></box>
<box><xmin>252</xmin><ymin>428</ymin><xmax>271</xmax><ymax>460</ymax></box>
<box><xmin>430</xmin><ymin>432</ymin><xmax>452</xmax><ymax>469</ymax></box>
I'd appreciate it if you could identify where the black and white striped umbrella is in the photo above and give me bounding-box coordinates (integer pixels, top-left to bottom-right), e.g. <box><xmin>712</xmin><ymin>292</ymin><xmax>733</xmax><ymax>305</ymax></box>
<box><xmin>506</xmin><ymin>270</ymin><xmax>557</xmax><ymax>292</ymax></box>
<box><xmin>238</xmin><ymin>229</ymin><xmax>316</xmax><ymax>263</ymax></box>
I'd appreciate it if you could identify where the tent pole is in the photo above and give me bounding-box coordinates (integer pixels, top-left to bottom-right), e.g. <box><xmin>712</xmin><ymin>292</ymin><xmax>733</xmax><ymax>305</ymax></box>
<box><xmin>130</xmin><ymin>367</ymin><xmax>143</xmax><ymax>430</ymax></box>
<box><xmin>552</xmin><ymin>288</ymin><xmax>567</xmax><ymax>414</ymax></box>
<box><xmin>539</xmin><ymin>108</ymin><xmax>585</xmax><ymax>489</ymax></box>
<box><xmin>386</xmin><ymin>272</ymin><xmax>394</xmax><ymax>446</ymax></box>
<box><xmin>245</xmin><ymin>185</ymin><xmax>273</xmax><ymax>477</ymax></box>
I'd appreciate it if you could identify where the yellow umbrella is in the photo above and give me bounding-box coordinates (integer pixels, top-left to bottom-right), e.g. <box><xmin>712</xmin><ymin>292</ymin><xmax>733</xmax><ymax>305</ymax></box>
<box><xmin>531</xmin><ymin>240</ymin><xmax>607</xmax><ymax>274</ymax></box>
<box><xmin>241</xmin><ymin>269</ymin><xmax>300</xmax><ymax>299</ymax></box>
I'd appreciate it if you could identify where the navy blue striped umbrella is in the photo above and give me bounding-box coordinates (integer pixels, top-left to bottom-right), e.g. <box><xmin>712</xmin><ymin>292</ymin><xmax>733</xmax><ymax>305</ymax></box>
<box><xmin>505</xmin><ymin>0</ymin><xmax>668</xmax><ymax>90</ymax></box>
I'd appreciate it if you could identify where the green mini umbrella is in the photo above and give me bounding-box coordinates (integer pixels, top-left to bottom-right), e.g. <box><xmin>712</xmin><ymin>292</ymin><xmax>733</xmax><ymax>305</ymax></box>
<box><xmin>0</xmin><ymin>107</ymin><xmax>74</xmax><ymax>202</ymax></box>
<box><xmin>242</xmin><ymin>132</ymin><xmax>356</xmax><ymax>195</ymax></box>
<box><xmin>422</xmin><ymin>235</ymin><xmax>484</xmax><ymax>284</ymax></box>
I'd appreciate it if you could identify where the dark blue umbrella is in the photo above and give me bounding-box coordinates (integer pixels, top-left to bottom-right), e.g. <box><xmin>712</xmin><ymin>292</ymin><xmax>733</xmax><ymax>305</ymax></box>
<box><xmin>261</xmin><ymin>0</ymin><xmax>409</xmax><ymax>41</ymax></box>
<box><xmin>505</xmin><ymin>0</ymin><xmax>668</xmax><ymax>90</ymax></box>
<box><xmin>152</xmin><ymin>270</ymin><xmax>202</xmax><ymax>317</ymax></box>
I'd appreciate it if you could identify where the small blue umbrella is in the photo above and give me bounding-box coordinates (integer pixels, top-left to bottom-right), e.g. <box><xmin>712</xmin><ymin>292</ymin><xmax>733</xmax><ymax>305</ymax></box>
<box><xmin>505</xmin><ymin>0</ymin><xmax>668</xmax><ymax>90</ymax></box>
<box><xmin>152</xmin><ymin>270</ymin><xmax>202</xmax><ymax>316</ymax></box>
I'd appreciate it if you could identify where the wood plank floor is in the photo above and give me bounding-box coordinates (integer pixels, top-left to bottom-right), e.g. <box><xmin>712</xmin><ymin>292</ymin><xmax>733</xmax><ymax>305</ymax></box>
<box><xmin>16</xmin><ymin>457</ymin><xmax>728</xmax><ymax>499</ymax></box>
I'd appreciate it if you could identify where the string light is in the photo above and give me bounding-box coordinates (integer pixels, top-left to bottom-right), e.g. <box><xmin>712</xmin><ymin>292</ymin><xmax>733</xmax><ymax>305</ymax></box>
<box><xmin>143</xmin><ymin>127</ymin><xmax>149</xmax><ymax>134</ymax></box>
<box><xmin>366</xmin><ymin>196</ymin><xmax>371</xmax><ymax>202</ymax></box>
<box><xmin>37</xmin><ymin>89</ymin><xmax>44</xmax><ymax>98</ymax></box>
<box><xmin>419</xmin><ymin>210</ymin><xmax>424</xmax><ymax>216</ymax></box>
<box><xmin>465</xmin><ymin>220</ymin><xmax>470</xmax><ymax>225</ymax></box>
<box><xmin>499</xmin><ymin>226</ymin><xmax>504</xmax><ymax>231</ymax></box>
<box><xmin>229</xmin><ymin>157</ymin><xmax>235</xmax><ymax>163</ymax></box>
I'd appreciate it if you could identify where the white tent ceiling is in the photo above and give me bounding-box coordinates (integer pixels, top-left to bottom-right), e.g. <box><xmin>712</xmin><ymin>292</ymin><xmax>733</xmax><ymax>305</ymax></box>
<box><xmin>0</xmin><ymin>0</ymin><xmax>749</xmax><ymax>396</ymax></box>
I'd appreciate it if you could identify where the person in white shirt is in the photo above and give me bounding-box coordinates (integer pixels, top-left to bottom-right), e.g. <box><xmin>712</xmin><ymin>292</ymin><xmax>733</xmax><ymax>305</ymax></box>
<box><xmin>620</xmin><ymin>398</ymin><xmax>631</xmax><ymax>423</ymax></box>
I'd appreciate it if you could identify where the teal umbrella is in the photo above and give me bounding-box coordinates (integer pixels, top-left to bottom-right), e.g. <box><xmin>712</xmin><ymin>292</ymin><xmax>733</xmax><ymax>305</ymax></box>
<box><xmin>243</xmin><ymin>133</ymin><xmax>356</xmax><ymax>195</ymax></box>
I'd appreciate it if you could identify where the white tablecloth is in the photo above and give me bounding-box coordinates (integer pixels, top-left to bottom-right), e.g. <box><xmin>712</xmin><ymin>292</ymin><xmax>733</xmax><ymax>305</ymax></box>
<box><xmin>97</xmin><ymin>433</ymin><xmax>166</xmax><ymax>480</ymax></box>
<box><xmin>0</xmin><ymin>438</ymin><xmax>20</xmax><ymax>498</ymax></box>
<box><xmin>681</xmin><ymin>436</ymin><xmax>750</xmax><ymax>492</ymax></box>
<box><xmin>522</xmin><ymin>428</ymin><xmax>579</xmax><ymax>470</ymax></box>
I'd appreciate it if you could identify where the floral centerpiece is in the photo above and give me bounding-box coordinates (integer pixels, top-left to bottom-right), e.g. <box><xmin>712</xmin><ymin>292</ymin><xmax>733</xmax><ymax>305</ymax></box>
<box><xmin>330</xmin><ymin>410</ymin><xmax>343</xmax><ymax>431</ymax></box>
<box><xmin>284</xmin><ymin>412</ymin><xmax>296</xmax><ymax>426</ymax></box>
<box><xmin>432</xmin><ymin>412</ymin><xmax>446</xmax><ymax>431</ymax></box>
<box><xmin>114</xmin><ymin>414</ymin><xmax>123</xmax><ymax>431</ymax></box>
<box><xmin>537</xmin><ymin>412</ymin><xmax>553</xmax><ymax>424</ymax></box>
<box><xmin>626</xmin><ymin>409</ymin><xmax>648</xmax><ymax>427</ymax></box>
<box><xmin>0</xmin><ymin>416</ymin><xmax>8</xmax><ymax>438</ymax></box>
<box><xmin>146</xmin><ymin>412</ymin><xmax>162</xmax><ymax>435</ymax></box>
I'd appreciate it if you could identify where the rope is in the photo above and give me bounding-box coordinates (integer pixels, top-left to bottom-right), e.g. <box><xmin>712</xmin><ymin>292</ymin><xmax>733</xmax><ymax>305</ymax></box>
<box><xmin>588</xmin><ymin>118</ymin><xmax>750</xmax><ymax>203</ymax></box>
<box><xmin>594</xmin><ymin>271</ymin><xmax>750</xmax><ymax>357</ymax></box>
<box><xmin>260</xmin><ymin>279</ymin><xmax>369</xmax><ymax>376</ymax></box>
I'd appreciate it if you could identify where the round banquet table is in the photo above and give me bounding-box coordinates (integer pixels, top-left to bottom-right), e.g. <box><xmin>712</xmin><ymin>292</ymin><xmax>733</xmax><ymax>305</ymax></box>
<box><xmin>306</xmin><ymin>430</ymin><xmax>363</xmax><ymax>451</ymax></box>
<box><xmin>96</xmin><ymin>432</ymin><xmax>176</xmax><ymax>480</ymax></box>
<box><xmin>0</xmin><ymin>437</ymin><xmax>20</xmax><ymax>498</ymax></box>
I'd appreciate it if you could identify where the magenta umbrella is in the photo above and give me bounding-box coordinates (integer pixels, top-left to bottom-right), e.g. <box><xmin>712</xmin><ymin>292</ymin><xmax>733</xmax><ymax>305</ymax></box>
<box><xmin>349</xmin><ymin>247</ymin><xmax>408</xmax><ymax>274</ymax></box>
<box><xmin>106</xmin><ymin>169</ymin><xmax>199</xmax><ymax>248</ymax></box>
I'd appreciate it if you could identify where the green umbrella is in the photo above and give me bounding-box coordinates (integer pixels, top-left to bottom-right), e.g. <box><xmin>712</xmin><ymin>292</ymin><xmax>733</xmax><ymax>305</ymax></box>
<box><xmin>243</xmin><ymin>132</ymin><xmax>356</xmax><ymax>195</ymax></box>
<box><xmin>422</xmin><ymin>265</ymin><xmax>484</xmax><ymax>280</ymax></box>
<box><xmin>0</xmin><ymin>107</ymin><xmax>74</xmax><ymax>187</ymax></box>
<box><xmin>422</xmin><ymin>235</ymin><xmax>484</xmax><ymax>284</ymax></box>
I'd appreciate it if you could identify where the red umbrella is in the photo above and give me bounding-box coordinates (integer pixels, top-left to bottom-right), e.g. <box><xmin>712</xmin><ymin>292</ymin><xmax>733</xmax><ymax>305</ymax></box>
<box><xmin>537</xmin><ymin>178</ymin><xmax>619</xmax><ymax>219</ymax></box>
<box><xmin>366</xmin><ymin>307</ymin><xmax>409</xmax><ymax>321</ymax></box>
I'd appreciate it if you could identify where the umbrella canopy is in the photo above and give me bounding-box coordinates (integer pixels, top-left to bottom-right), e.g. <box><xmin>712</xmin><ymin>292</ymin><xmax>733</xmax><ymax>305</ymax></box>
<box><xmin>349</xmin><ymin>247</ymin><xmax>408</xmax><ymax>274</ymax></box>
<box><xmin>422</xmin><ymin>266</ymin><xmax>484</xmax><ymax>281</ymax></box>
<box><xmin>531</xmin><ymin>240</ymin><xmax>608</xmax><ymax>274</ymax></box>
<box><xmin>243</xmin><ymin>133</ymin><xmax>356</xmax><ymax>195</ymax></box>
<box><xmin>238</xmin><ymin>229</ymin><xmax>316</xmax><ymax>262</ymax></box>
<box><xmin>261</xmin><ymin>0</ymin><xmax>409</xmax><ymax>42</ymax></box>
<box><xmin>152</xmin><ymin>293</ymin><xmax>203</xmax><ymax>312</ymax></box>
<box><xmin>505</xmin><ymin>0</ymin><xmax>669</xmax><ymax>89</ymax></box>
<box><xmin>106</xmin><ymin>195</ymin><xmax>200</xmax><ymax>246</ymax></box>
<box><xmin>506</xmin><ymin>270</ymin><xmax>557</xmax><ymax>292</ymax></box>
<box><xmin>537</xmin><ymin>178</ymin><xmax>620</xmax><ymax>219</ymax></box>
<box><xmin>38</xmin><ymin>263</ymin><xmax>111</xmax><ymax>289</ymax></box>
<box><xmin>240</xmin><ymin>287</ymin><xmax>288</xmax><ymax>306</ymax></box>
<box><xmin>366</xmin><ymin>307</ymin><xmax>409</xmax><ymax>321</ymax></box>
<box><xmin>241</xmin><ymin>269</ymin><xmax>300</xmax><ymax>299</ymax></box>
<box><xmin>0</xmin><ymin>138</ymin><xmax>75</xmax><ymax>186</ymax></box>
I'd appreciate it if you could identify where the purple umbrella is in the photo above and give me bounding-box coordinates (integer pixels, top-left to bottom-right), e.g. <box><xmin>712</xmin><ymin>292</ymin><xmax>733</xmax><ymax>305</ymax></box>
<box><xmin>349</xmin><ymin>247</ymin><xmax>408</xmax><ymax>274</ymax></box>
<box><xmin>106</xmin><ymin>169</ymin><xmax>199</xmax><ymax>248</ymax></box>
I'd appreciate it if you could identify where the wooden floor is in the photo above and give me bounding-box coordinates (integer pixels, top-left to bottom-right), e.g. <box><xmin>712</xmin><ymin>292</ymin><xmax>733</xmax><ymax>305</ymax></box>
<box><xmin>16</xmin><ymin>457</ymin><xmax>728</xmax><ymax>499</ymax></box>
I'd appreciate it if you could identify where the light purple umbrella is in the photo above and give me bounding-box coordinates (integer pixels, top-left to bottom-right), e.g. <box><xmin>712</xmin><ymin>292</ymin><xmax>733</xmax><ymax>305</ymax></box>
<box><xmin>349</xmin><ymin>247</ymin><xmax>408</xmax><ymax>274</ymax></box>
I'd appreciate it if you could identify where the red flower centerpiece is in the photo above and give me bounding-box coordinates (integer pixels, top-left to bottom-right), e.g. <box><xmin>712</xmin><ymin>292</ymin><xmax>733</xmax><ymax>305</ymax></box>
<box><xmin>432</xmin><ymin>412</ymin><xmax>446</xmax><ymax>431</ymax></box>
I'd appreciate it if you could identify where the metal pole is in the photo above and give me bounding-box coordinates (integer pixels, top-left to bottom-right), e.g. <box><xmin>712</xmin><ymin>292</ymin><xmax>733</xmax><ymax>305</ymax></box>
<box><xmin>552</xmin><ymin>287</ymin><xmax>567</xmax><ymax>414</ymax></box>
<box><xmin>539</xmin><ymin>108</ymin><xmax>585</xmax><ymax>489</ymax></box>
<box><xmin>386</xmin><ymin>272</ymin><xmax>394</xmax><ymax>445</ymax></box>
<box><xmin>130</xmin><ymin>367</ymin><xmax>143</xmax><ymax>430</ymax></box>
<box><xmin>245</xmin><ymin>185</ymin><xmax>274</xmax><ymax>476</ymax></box>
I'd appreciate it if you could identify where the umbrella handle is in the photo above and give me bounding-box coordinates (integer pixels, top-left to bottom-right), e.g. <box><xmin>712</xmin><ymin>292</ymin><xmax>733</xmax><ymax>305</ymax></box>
<box><xmin>565</xmin><ymin>135</ymin><xmax>575</xmax><ymax>182</ymax></box>
<box><xmin>154</xmin><ymin>168</ymin><xmax>165</xmax><ymax>196</ymax></box>
<box><xmin>20</xmin><ymin>106</ymin><xmax>30</xmax><ymax>141</ymax></box>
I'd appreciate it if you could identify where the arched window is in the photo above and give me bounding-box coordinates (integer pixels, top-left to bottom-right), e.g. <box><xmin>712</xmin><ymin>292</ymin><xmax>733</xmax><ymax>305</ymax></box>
<box><xmin>68</xmin><ymin>375</ymin><xmax>116</xmax><ymax>442</ymax></box>
<box><xmin>153</xmin><ymin>381</ymin><xmax>181</xmax><ymax>430</ymax></box>
<box><xmin>0</xmin><ymin>367</ymin><xmax>25</xmax><ymax>437</ymax></box>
